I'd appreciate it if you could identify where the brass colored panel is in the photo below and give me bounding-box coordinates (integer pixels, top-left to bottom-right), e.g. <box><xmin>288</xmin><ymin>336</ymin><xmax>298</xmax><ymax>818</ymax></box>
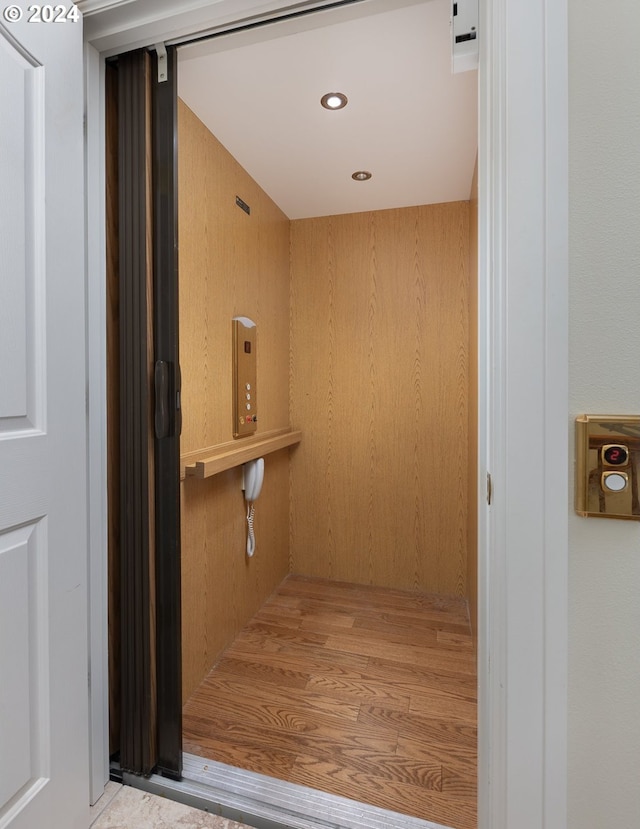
<box><xmin>232</xmin><ymin>317</ymin><xmax>257</xmax><ymax>438</ymax></box>
<box><xmin>575</xmin><ymin>415</ymin><xmax>640</xmax><ymax>520</ymax></box>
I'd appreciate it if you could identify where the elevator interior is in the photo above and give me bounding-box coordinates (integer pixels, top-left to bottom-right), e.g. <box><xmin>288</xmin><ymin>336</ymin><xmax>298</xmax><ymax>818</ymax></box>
<box><xmin>177</xmin><ymin>0</ymin><xmax>478</xmax><ymax>825</ymax></box>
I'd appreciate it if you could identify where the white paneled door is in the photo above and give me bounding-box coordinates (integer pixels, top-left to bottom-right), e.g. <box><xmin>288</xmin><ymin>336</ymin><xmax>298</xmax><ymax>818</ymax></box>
<box><xmin>0</xmin><ymin>6</ymin><xmax>89</xmax><ymax>829</ymax></box>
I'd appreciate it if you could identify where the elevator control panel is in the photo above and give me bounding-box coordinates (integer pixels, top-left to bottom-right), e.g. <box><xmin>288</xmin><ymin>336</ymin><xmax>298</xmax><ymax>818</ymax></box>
<box><xmin>232</xmin><ymin>316</ymin><xmax>257</xmax><ymax>438</ymax></box>
<box><xmin>575</xmin><ymin>415</ymin><xmax>640</xmax><ymax>520</ymax></box>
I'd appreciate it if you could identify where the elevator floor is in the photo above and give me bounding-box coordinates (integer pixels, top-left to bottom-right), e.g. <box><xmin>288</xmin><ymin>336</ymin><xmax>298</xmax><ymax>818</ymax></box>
<box><xmin>183</xmin><ymin>575</ymin><xmax>477</xmax><ymax>829</ymax></box>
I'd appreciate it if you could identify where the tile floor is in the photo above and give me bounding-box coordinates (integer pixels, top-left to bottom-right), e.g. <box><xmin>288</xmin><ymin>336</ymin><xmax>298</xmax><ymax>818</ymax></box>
<box><xmin>89</xmin><ymin>783</ymin><xmax>255</xmax><ymax>829</ymax></box>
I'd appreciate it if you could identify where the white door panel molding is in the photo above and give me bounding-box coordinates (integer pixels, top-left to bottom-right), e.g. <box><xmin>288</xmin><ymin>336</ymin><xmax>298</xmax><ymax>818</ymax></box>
<box><xmin>0</xmin><ymin>10</ymin><xmax>88</xmax><ymax>829</ymax></box>
<box><xmin>478</xmin><ymin>1</ymin><xmax>568</xmax><ymax>828</ymax></box>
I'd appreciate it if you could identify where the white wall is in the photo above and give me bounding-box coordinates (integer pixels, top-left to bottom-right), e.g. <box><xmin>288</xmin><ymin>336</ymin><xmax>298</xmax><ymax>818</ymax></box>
<box><xmin>569</xmin><ymin>2</ymin><xmax>640</xmax><ymax>826</ymax></box>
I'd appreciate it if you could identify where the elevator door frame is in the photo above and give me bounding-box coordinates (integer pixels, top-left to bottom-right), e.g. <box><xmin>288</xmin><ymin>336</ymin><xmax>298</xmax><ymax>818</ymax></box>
<box><xmin>84</xmin><ymin>1</ymin><xmax>569</xmax><ymax>826</ymax></box>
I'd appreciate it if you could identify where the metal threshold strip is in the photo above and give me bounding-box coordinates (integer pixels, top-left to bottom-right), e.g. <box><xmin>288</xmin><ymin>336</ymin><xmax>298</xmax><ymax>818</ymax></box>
<box><xmin>119</xmin><ymin>752</ymin><xmax>453</xmax><ymax>829</ymax></box>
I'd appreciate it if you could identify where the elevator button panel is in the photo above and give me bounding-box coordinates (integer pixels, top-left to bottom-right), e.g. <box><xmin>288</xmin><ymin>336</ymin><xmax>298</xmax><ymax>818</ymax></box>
<box><xmin>232</xmin><ymin>317</ymin><xmax>257</xmax><ymax>438</ymax></box>
<box><xmin>575</xmin><ymin>415</ymin><xmax>640</xmax><ymax>520</ymax></box>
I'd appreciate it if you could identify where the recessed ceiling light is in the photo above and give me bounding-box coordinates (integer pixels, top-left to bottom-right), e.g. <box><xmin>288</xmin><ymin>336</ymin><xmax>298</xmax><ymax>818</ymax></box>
<box><xmin>321</xmin><ymin>92</ymin><xmax>348</xmax><ymax>110</ymax></box>
<box><xmin>351</xmin><ymin>171</ymin><xmax>372</xmax><ymax>181</ymax></box>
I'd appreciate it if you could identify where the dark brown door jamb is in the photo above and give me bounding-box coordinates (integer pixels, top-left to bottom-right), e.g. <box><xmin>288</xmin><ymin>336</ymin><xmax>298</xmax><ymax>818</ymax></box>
<box><xmin>117</xmin><ymin>48</ymin><xmax>157</xmax><ymax>776</ymax></box>
<box><xmin>112</xmin><ymin>44</ymin><xmax>182</xmax><ymax>781</ymax></box>
<box><xmin>151</xmin><ymin>44</ymin><xmax>182</xmax><ymax>781</ymax></box>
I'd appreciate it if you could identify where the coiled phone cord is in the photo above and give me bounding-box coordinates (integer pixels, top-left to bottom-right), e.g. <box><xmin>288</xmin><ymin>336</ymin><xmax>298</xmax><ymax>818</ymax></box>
<box><xmin>246</xmin><ymin>502</ymin><xmax>256</xmax><ymax>557</ymax></box>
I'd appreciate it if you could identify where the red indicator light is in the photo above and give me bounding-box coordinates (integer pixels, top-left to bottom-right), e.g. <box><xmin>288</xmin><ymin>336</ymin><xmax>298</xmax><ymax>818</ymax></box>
<box><xmin>602</xmin><ymin>444</ymin><xmax>629</xmax><ymax>466</ymax></box>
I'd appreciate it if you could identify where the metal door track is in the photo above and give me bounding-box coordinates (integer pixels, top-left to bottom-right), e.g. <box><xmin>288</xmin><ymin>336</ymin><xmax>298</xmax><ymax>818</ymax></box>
<box><xmin>118</xmin><ymin>752</ymin><xmax>453</xmax><ymax>829</ymax></box>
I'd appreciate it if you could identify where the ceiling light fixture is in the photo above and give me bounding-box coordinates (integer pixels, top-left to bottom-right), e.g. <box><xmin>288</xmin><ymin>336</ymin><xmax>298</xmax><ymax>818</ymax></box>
<box><xmin>351</xmin><ymin>170</ymin><xmax>372</xmax><ymax>181</ymax></box>
<box><xmin>320</xmin><ymin>92</ymin><xmax>348</xmax><ymax>110</ymax></box>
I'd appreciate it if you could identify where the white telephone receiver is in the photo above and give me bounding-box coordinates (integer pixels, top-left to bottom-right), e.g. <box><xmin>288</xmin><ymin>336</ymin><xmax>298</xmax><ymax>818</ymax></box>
<box><xmin>242</xmin><ymin>457</ymin><xmax>264</xmax><ymax>502</ymax></box>
<box><xmin>242</xmin><ymin>458</ymin><xmax>264</xmax><ymax>557</ymax></box>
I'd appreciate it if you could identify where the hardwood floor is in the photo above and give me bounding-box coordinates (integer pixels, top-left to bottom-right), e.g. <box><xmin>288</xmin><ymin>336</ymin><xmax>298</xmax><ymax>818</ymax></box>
<box><xmin>183</xmin><ymin>575</ymin><xmax>477</xmax><ymax>829</ymax></box>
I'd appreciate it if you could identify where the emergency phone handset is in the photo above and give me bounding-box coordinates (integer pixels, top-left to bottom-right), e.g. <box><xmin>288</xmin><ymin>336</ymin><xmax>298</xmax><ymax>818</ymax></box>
<box><xmin>242</xmin><ymin>458</ymin><xmax>264</xmax><ymax>557</ymax></box>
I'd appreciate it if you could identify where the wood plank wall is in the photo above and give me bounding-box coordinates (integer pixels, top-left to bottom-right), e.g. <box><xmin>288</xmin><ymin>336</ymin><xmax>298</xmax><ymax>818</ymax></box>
<box><xmin>289</xmin><ymin>204</ymin><xmax>470</xmax><ymax>596</ymax></box>
<box><xmin>178</xmin><ymin>98</ymin><xmax>474</xmax><ymax>699</ymax></box>
<box><xmin>467</xmin><ymin>160</ymin><xmax>478</xmax><ymax>644</ymax></box>
<box><xmin>178</xmin><ymin>100</ymin><xmax>291</xmax><ymax>701</ymax></box>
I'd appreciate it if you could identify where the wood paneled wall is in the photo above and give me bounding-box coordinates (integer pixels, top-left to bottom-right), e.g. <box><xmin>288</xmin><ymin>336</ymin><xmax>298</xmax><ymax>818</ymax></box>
<box><xmin>289</xmin><ymin>204</ymin><xmax>470</xmax><ymax>596</ymax></box>
<box><xmin>178</xmin><ymin>97</ymin><xmax>475</xmax><ymax>698</ymax></box>
<box><xmin>467</xmin><ymin>160</ymin><xmax>478</xmax><ymax>643</ymax></box>
<box><xmin>178</xmin><ymin>100</ymin><xmax>291</xmax><ymax>700</ymax></box>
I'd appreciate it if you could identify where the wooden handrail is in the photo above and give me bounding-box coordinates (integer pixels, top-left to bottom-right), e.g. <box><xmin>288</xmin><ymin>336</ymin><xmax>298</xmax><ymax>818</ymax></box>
<box><xmin>181</xmin><ymin>428</ymin><xmax>302</xmax><ymax>480</ymax></box>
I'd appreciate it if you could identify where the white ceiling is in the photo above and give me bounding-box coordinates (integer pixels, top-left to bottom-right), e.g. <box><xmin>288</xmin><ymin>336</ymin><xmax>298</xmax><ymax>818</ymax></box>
<box><xmin>177</xmin><ymin>0</ymin><xmax>477</xmax><ymax>220</ymax></box>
